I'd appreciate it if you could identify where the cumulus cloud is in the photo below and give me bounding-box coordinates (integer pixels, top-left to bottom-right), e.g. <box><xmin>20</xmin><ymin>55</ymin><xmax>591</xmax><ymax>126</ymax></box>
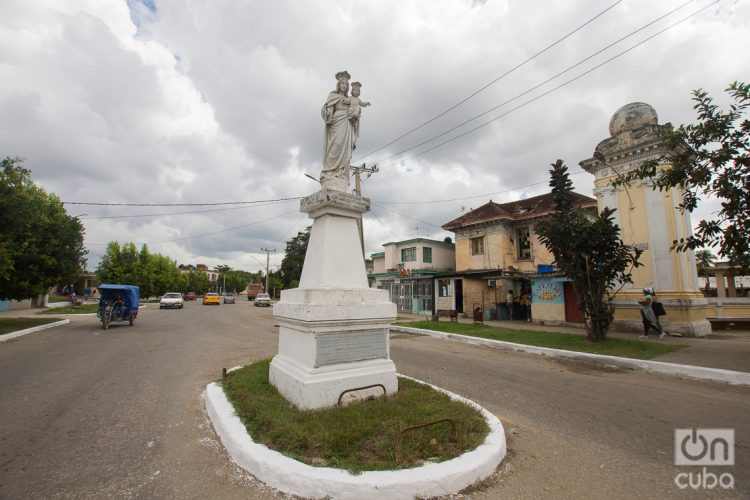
<box><xmin>1</xmin><ymin>0</ymin><xmax>747</xmax><ymax>272</ymax></box>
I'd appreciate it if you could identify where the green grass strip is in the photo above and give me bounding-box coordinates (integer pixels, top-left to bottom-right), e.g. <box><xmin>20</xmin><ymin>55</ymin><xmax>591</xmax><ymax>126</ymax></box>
<box><xmin>0</xmin><ymin>317</ymin><xmax>64</xmax><ymax>336</ymax></box>
<box><xmin>398</xmin><ymin>321</ymin><xmax>685</xmax><ymax>360</ymax></box>
<box><xmin>37</xmin><ymin>303</ymin><xmax>100</xmax><ymax>315</ymax></box>
<box><xmin>222</xmin><ymin>359</ymin><xmax>490</xmax><ymax>472</ymax></box>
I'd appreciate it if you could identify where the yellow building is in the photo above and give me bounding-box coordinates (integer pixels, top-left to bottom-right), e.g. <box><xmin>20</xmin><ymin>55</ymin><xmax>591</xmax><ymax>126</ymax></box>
<box><xmin>440</xmin><ymin>193</ymin><xmax>597</xmax><ymax>321</ymax></box>
<box><xmin>580</xmin><ymin>102</ymin><xmax>711</xmax><ymax>337</ymax></box>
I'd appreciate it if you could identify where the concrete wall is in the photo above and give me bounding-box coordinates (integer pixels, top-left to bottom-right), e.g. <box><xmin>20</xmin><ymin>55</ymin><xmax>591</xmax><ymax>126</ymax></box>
<box><xmin>383</xmin><ymin>239</ymin><xmax>455</xmax><ymax>272</ymax></box>
<box><xmin>462</xmin><ymin>279</ymin><xmax>503</xmax><ymax>313</ymax></box>
<box><xmin>455</xmin><ymin>226</ymin><xmax>508</xmax><ymax>272</ymax></box>
<box><xmin>383</xmin><ymin>245</ymin><xmax>400</xmax><ymax>270</ymax></box>
<box><xmin>0</xmin><ymin>298</ymin><xmax>33</xmax><ymax>311</ymax></box>
<box><xmin>611</xmin><ymin>291</ymin><xmax>712</xmax><ymax>337</ymax></box>
<box><xmin>435</xmin><ymin>278</ymin><xmax>454</xmax><ymax>312</ymax></box>
<box><xmin>706</xmin><ymin>297</ymin><xmax>750</xmax><ymax>319</ymax></box>
<box><xmin>454</xmin><ymin>223</ymin><xmax>555</xmax><ymax>273</ymax></box>
<box><xmin>593</xmin><ymin>168</ymin><xmax>700</xmax><ymax>296</ymax></box>
<box><xmin>430</xmin><ymin>244</ymin><xmax>455</xmax><ymax>270</ymax></box>
<box><xmin>531</xmin><ymin>301</ymin><xmax>565</xmax><ymax>324</ymax></box>
<box><xmin>372</xmin><ymin>255</ymin><xmax>385</xmax><ymax>274</ymax></box>
<box><xmin>530</xmin><ymin>277</ymin><xmax>566</xmax><ymax>324</ymax></box>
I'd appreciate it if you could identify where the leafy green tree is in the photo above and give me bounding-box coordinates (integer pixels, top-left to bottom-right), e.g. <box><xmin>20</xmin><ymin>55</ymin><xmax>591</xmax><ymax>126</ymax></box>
<box><xmin>280</xmin><ymin>226</ymin><xmax>310</xmax><ymax>288</ymax></box>
<box><xmin>267</xmin><ymin>272</ymin><xmax>284</xmax><ymax>298</ymax></box>
<box><xmin>96</xmin><ymin>242</ymin><xmax>181</xmax><ymax>298</ymax></box>
<box><xmin>0</xmin><ymin>157</ymin><xmax>86</xmax><ymax>300</ymax></box>
<box><xmin>226</xmin><ymin>271</ymin><xmax>251</xmax><ymax>293</ymax></box>
<box><xmin>215</xmin><ymin>265</ymin><xmax>252</xmax><ymax>293</ymax></box>
<box><xmin>148</xmin><ymin>254</ymin><xmax>181</xmax><ymax>296</ymax></box>
<box><xmin>616</xmin><ymin>81</ymin><xmax>750</xmax><ymax>269</ymax></box>
<box><xmin>96</xmin><ymin>242</ymin><xmax>142</xmax><ymax>288</ymax></box>
<box><xmin>695</xmin><ymin>249</ymin><xmax>716</xmax><ymax>291</ymax></box>
<box><xmin>536</xmin><ymin>160</ymin><xmax>642</xmax><ymax>342</ymax></box>
<box><xmin>182</xmin><ymin>270</ymin><xmax>209</xmax><ymax>294</ymax></box>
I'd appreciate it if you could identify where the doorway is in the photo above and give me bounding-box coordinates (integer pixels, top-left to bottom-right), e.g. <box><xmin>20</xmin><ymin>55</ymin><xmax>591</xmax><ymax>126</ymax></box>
<box><xmin>455</xmin><ymin>279</ymin><xmax>463</xmax><ymax>313</ymax></box>
<box><xmin>563</xmin><ymin>282</ymin><xmax>584</xmax><ymax>323</ymax></box>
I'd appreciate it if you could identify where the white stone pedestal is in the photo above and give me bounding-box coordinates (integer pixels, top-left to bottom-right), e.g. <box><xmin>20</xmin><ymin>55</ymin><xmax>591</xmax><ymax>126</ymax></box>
<box><xmin>269</xmin><ymin>189</ymin><xmax>398</xmax><ymax>410</ymax></box>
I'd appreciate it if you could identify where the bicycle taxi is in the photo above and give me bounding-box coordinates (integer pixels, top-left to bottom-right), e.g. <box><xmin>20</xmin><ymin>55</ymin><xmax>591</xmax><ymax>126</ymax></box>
<box><xmin>96</xmin><ymin>284</ymin><xmax>140</xmax><ymax>330</ymax></box>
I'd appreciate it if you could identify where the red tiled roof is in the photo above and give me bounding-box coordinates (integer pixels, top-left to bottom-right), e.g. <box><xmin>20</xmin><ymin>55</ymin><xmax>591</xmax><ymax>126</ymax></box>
<box><xmin>442</xmin><ymin>191</ymin><xmax>596</xmax><ymax>231</ymax></box>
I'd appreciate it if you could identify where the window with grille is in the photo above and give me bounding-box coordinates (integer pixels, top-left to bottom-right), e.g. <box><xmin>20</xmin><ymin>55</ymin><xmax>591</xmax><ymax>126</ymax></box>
<box><xmin>401</xmin><ymin>247</ymin><xmax>416</xmax><ymax>262</ymax></box>
<box><xmin>516</xmin><ymin>227</ymin><xmax>531</xmax><ymax>260</ymax></box>
<box><xmin>423</xmin><ymin>247</ymin><xmax>432</xmax><ymax>263</ymax></box>
<box><xmin>438</xmin><ymin>279</ymin><xmax>451</xmax><ymax>297</ymax></box>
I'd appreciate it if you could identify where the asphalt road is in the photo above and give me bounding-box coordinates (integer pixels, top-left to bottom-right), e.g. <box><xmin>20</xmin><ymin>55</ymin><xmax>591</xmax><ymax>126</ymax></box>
<box><xmin>1</xmin><ymin>301</ymin><xmax>748</xmax><ymax>499</ymax></box>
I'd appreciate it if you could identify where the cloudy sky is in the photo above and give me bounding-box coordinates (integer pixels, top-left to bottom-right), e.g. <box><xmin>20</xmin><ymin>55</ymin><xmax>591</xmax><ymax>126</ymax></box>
<box><xmin>2</xmin><ymin>0</ymin><xmax>747</xmax><ymax>273</ymax></box>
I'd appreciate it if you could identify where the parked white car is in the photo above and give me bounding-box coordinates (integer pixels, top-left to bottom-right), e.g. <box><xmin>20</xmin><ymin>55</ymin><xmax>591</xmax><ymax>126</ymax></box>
<box><xmin>159</xmin><ymin>292</ymin><xmax>184</xmax><ymax>309</ymax></box>
<box><xmin>254</xmin><ymin>293</ymin><xmax>271</xmax><ymax>307</ymax></box>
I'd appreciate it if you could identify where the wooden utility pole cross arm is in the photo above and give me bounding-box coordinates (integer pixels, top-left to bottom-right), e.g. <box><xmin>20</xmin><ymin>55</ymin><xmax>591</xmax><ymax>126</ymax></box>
<box><xmin>349</xmin><ymin>163</ymin><xmax>379</xmax><ymax>256</ymax></box>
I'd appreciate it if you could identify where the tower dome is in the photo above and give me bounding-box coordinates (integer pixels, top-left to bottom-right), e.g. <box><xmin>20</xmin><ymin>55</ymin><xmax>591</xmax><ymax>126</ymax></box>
<box><xmin>608</xmin><ymin>102</ymin><xmax>658</xmax><ymax>136</ymax></box>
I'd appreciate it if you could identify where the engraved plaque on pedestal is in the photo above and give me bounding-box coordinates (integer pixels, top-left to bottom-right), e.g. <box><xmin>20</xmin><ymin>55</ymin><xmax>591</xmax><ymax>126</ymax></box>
<box><xmin>314</xmin><ymin>329</ymin><xmax>388</xmax><ymax>367</ymax></box>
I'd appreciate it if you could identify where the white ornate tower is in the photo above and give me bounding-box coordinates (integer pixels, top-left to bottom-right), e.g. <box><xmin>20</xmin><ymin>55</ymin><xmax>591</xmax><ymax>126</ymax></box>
<box><xmin>580</xmin><ymin>103</ymin><xmax>711</xmax><ymax>337</ymax></box>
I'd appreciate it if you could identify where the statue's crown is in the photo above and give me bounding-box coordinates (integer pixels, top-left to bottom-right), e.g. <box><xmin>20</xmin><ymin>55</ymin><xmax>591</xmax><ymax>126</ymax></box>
<box><xmin>335</xmin><ymin>70</ymin><xmax>351</xmax><ymax>82</ymax></box>
<box><xmin>351</xmin><ymin>81</ymin><xmax>362</xmax><ymax>88</ymax></box>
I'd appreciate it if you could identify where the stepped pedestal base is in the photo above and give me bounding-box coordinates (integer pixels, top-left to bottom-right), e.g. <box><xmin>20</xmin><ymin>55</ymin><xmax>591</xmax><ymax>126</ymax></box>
<box><xmin>270</xmin><ymin>189</ymin><xmax>398</xmax><ymax>410</ymax></box>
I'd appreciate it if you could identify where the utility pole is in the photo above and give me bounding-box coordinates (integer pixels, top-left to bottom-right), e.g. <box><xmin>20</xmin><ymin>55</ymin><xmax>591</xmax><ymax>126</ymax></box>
<box><xmin>350</xmin><ymin>163</ymin><xmax>379</xmax><ymax>256</ymax></box>
<box><xmin>261</xmin><ymin>248</ymin><xmax>276</xmax><ymax>294</ymax></box>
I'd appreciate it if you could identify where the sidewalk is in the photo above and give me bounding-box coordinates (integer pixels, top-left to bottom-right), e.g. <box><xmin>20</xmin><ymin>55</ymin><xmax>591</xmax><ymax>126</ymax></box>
<box><xmin>395</xmin><ymin>313</ymin><xmax>750</xmax><ymax>373</ymax></box>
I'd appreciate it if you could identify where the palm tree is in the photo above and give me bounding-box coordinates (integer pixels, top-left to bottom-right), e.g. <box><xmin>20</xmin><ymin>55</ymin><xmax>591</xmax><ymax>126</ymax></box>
<box><xmin>695</xmin><ymin>249</ymin><xmax>716</xmax><ymax>291</ymax></box>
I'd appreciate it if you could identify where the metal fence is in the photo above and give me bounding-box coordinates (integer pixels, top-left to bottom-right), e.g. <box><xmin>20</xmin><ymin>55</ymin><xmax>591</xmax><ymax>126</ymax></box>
<box><xmin>380</xmin><ymin>278</ymin><xmax>433</xmax><ymax>313</ymax></box>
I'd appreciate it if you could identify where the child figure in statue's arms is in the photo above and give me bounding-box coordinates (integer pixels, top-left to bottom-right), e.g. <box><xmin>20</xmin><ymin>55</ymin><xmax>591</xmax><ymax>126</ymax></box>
<box><xmin>346</xmin><ymin>81</ymin><xmax>370</xmax><ymax>139</ymax></box>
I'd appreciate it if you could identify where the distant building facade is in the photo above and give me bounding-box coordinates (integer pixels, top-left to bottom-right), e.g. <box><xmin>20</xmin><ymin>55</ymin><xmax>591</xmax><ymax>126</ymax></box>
<box><xmin>180</xmin><ymin>263</ymin><xmax>219</xmax><ymax>289</ymax></box>
<box><xmin>369</xmin><ymin>238</ymin><xmax>455</xmax><ymax>314</ymax></box>
<box><xmin>440</xmin><ymin>193</ymin><xmax>597</xmax><ymax>322</ymax></box>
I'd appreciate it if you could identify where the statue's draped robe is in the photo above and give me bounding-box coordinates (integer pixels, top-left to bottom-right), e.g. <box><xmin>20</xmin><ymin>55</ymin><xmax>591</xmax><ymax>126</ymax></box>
<box><xmin>321</xmin><ymin>92</ymin><xmax>355</xmax><ymax>183</ymax></box>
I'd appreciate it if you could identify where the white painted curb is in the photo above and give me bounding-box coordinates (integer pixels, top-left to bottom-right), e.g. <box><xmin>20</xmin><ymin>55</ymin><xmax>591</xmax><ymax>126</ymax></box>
<box><xmin>205</xmin><ymin>375</ymin><xmax>506</xmax><ymax>500</ymax></box>
<box><xmin>0</xmin><ymin>319</ymin><xmax>70</xmax><ymax>343</ymax></box>
<box><xmin>392</xmin><ymin>326</ymin><xmax>750</xmax><ymax>386</ymax></box>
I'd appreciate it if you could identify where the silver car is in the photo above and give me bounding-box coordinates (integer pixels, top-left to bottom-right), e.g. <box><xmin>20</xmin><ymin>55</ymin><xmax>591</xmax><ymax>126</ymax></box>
<box><xmin>223</xmin><ymin>293</ymin><xmax>236</xmax><ymax>304</ymax></box>
<box><xmin>254</xmin><ymin>293</ymin><xmax>271</xmax><ymax>307</ymax></box>
<box><xmin>160</xmin><ymin>292</ymin><xmax>184</xmax><ymax>309</ymax></box>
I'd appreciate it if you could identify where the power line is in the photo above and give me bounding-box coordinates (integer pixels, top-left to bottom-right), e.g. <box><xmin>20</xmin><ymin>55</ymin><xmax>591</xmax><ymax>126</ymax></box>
<box><xmin>63</xmin><ymin>195</ymin><xmax>304</xmax><ymax>207</ymax></box>
<box><xmin>275</xmin><ymin>213</ymin><xmax>308</xmax><ymax>248</ymax></box>
<box><xmin>374</xmin><ymin>169</ymin><xmax>588</xmax><ymax>206</ymax></box>
<box><xmin>85</xmin><ymin>208</ymin><xmax>300</xmax><ymax>246</ymax></box>
<box><xmin>367</xmin><ymin>207</ymin><xmax>400</xmax><ymax>241</ymax></box>
<box><xmin>76</xmin><ymin>199</ymin><xmax>296</xmax><ymax>220</ymax></box>
<box><xmin>376</xmin><ymin>1</ymin><xmax>717</xmax><ymax>169</ymax></box>
<box><xmin>372</xmin><ymin>203</ymin><xmax>444</xmax><ymax>229</ymax></box>
<box><xmin>371</xmin><ymin>0</ymin><xmax>696</xmax><ymax>166</ymax></box>
<box><xmin>354</xmin><ymin>0</ymin><xmax>624</xmax><ymax>162</ymax></box>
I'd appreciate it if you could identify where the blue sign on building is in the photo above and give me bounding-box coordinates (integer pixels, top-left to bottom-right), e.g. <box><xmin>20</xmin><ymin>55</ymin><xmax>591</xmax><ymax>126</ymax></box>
<box><xmin>531</xmin><ymin>277</ymin><xmax>564</xmax><ymax>305</ymax></box>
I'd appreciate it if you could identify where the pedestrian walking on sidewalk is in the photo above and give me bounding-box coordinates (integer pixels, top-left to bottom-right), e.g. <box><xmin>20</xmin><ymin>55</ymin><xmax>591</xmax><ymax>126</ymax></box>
<box><xmin>638</xmin><ymin>287</ymin><xmax>664</xmax><ymax>339</ymax></box>
<box><xmin>651</xmin><ymin>290</ymin><xmax>667</xmax><ymax>335</ymax></box>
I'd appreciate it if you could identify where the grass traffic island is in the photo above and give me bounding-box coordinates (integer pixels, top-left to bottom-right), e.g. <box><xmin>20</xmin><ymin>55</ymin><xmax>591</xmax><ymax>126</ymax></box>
<box><xmin>0</xmin><ymin>317</ymin><xmax>65</xmax><ymax>336</ymax></box>
<box><xmin>37</xmin><ymin>303</ymin><xmax>100</xmax><ymax>315</ymax></box>
<box><xmin>222</xmin><ymin>359</ymin><xmax>490</xmax><ymax>473</ymax></box>
<box><xmin>396</xmin><ymin>321</ymin><xmax>686</xmax><ymax>360</ymax></box>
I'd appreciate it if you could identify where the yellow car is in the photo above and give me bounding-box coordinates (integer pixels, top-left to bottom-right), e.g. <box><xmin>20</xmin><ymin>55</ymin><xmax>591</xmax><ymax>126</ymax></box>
<box><xmin>202</xmin><ymin>292</ymin><xmax>220</xmax><ymax>305</ymax></box>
